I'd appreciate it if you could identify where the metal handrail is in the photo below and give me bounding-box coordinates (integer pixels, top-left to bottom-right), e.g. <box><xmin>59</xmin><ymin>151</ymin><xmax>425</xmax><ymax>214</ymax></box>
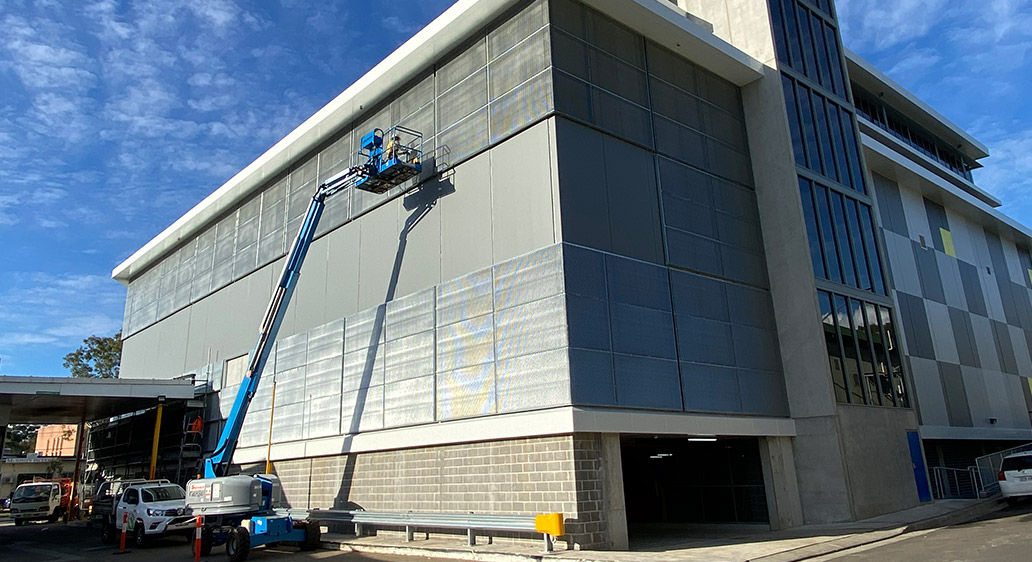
<box><xmin>929</xmin><ymin>466</ymin><xmax>981</xmax><ymax>499</ymax></box>
<box><xmin>308</xmin><ymin>508</ymin><xmax>559</xmax><ymax>552</ymax></box>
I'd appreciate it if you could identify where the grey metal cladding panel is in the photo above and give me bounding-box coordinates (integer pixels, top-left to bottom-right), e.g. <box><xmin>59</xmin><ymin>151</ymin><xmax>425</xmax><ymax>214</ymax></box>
<box><xmin>937</xmin><ymin>252</ymin><xmax>966</xmax><ymax>310</ymax></box>
<box><xmin>667</xmin><ymin>228</ymin><xmax>722</xmax><ymax>277</ymax></box>
<box><xmin>984</xmin><ymin>229</ymin><xmax>1010</xmax><ymax>278</ymax></box>
<box><xmin>970</xmin><ymin>314</ymin><xmax>1001</xmax><ymax>372</ymax></box>
<box><xmin>991</xmin><ymin>320</ymin><xmax>1019</xmax><ymax>375</ymax></box>
<box><xmin>345</xmin><ymin>304</ymin><xmax>385</xmax><ymax>354</ymax></box>
<box><xmin>490</xmin><ymin>124</ymin><xmax>557</xmax><ymax>262</ymax></box>
<box><xmin>291</xmin><ymin>237</ymin><xmax>330</xmax><ymax>333</ymax></box>
<box><xmin>697</xmin><ymin>70</ymin><xmax>742</xmax><ymax>117</ymax></box>
<box><xmin>308</xmin><ymin>319</ymin><xmax>345</xmax><ymax>360</ymax></box>
<box><xmin>605</xmin><ymin>253</ymin><xmax>671</xmax><ymax>311</ymax></box>
<box><xmin>701</xmin><ymin>104</ymin><xmax>747</xmax><ymax>153</ymax></box>
<box><xmin>490</xmin><ymin>0</ymin><xmax>547</xmax><ymax>56</ymax></box>
<box><xmin>613</xmin><ymin>354</ymin><xmax>681</xmax><ymax>410</ymax></box>
<box><xmin>872</xmin><ymin>174</ymin><xmax>909</xmax><ymax>236</ymax></box>
<box><xmin>341</xmin><ymin>385</ymin><xmax>384</xmax><ymax>434</ymax></box>
<box><xmin>705</xmin><ymin>139</ymin><xmax>752</xmax><ymax>187</ymax></box>
<box><xmin>438</xmin><ymin>36</ymin><xmax>486</xmax><ymax>94</ymax></box>
<box><xmin>923</xmin><ymin>199</ymin><xmax>949</xmax><ymax>252</ymax></box>
<box><xmin>272</xmin><ymin>402</ymin><xmax>304</xmax><ymax>443</ymax></box>
<box><xmin>495</xmin><ymin>294</ymin><xmax>568</xmax><ymax>359</ymax></box>
<box><xmin>720</xmin><ymin>245</ymin><xmax>769</xmax><ymax>289</ymax></box>
<box><xmin>274</xmin><ymin>331</ymin><xmax>308</xmax><ymax>373</ymax></box>
<box><xmin>716</xmin><ymin>211</ymin><xmax>763</xmax><ymax>254</ymax></box>
<box><xmin>395</xmin><ymin>188</ymin><xmax>443</xmax><ymax>302</ymax></box>
<box><xmin>438</xmin><ymin>68</ymin><xmax>488</xmax><ymax>131</ymax></box>
<box><xmin>552</xmin><ymin>68</ymin><xmax>593</xmax><ymax>123</ymax></box>
<box><xmin>562</xmin><ymin>244</ymin><xmax>607</xmax><ymax>299</ymax></box>
<box><xmin>383</xmin><ymin>376</ymin><xmax>435</xmax><ymax>428</ymax></box>
<box><xmin>948</xmin><ymin>307</ymin><xmax>980</xmax><ymax>368</ymax></box>
<box><xmin>494</xmin><ymin>245</ymin><xmax>563</xmax><ymax>310</ymax></box>
<box><xmin>669</xmin><ymin>270</ymin><xmax>729</xmax><ymax>322</ymax></box>
<box><xmin>386</xmin><ymin>288</ymin><xmax>435</xmax><ymax>340</ymax></box>
<box><xmin>393</xmin><ymin>73</ymin><xmax>434</xmax><ymax>125</ymax></box>
<box><xmin>437</xmin><ymin>313</ymin><xmax>496</xmax><ymax>371</ymax></box>
<box><xmin>675</xmin><ymin>315</ymin><xmax>734</xmax><ymax>366</ymax></box>
<box><xmin>489</xmin><ymin>68</ymin><xmax>553</xmax><ymax>143</ymax></box>
<box><xmin>959</xmin><ymin>366</ymin><xmax>991</xmax><ymax>425</ymax></box>
<box><xmin>913</xmin><ymin>242</ymin><xmax>946</xmax><ymax>304</ymax></box>
<box><xmin>357</xmin><ymin>201</ymin><xmax>401</xmax><ymax>311</ymax></box>
<box><xmin>654</xmin><ymin>116</ymin><xmax>707</xmax><ymax>171</ymax></box>
<box><xmin>731</xmin><ymin>325</ymin><xmax>781</xmax><ymax>372</ymax></box>
<box><xmin>496</xmin><ymin>348</ymin><xmax>571</xmax><ymax>413</ymax></box>
<box><xmin>304</xmin><ymin>394</ymin><xmax>343</xmax><ymax>440</ymax></box>
<box><xmin>439</xmin><ymin>106</ymin><xmax>490</xmax><ymax>170</ymax></box>
<box><xmin>437</xmin><ymin>268</ymin><xmax>494</xmax><ymax>326</ymax></box>
<box><xmin>592</xmin><ymin>87</ymin><xmax>652</xmax><ymax>148</ymax></box>
<box><xmin>610</xmin><ymin>303</ymin><xmax>676</xmax><ymax>359</ymax></box>
<box><xmin>939</xmin><ymin>362</ymin><xmax>973</xmax><ymax>427</ymax></box>
<box><xmin>343</xmin><ymin>348</ymin><xmax>384</xmax><ymax>391</ymax></box>
<box><xmin>996</xmin><ymin>278</ymin><xmax>1020</xmax><ymax>326</ymax></box>
<box><xmin>958</xmin><ymin>260</ymin><xmax>988</xmax><ymax>316</ymax></box>
<box><xmin>663</xmin><ymin>192</ymin><xmax>716</xmax><ymax>239</ymax></box>
<box><xmin>927</xmin><ymin>300</ymin><xmax>960</xmax><ymax>365</ymax></box>
<box><xmin>555</xmin><ymin>119</ymin><xmax>611</xmax><ymax>251</ymax></box>
<box><xmin>908</xmin><ymin>356</ymin><xmax>948</xmax><ymax>425</ymax></box>
<box><xmin>569</xmin><ymin>348</ymin><xmax>616</xmax><ymax>405</ymax></box>
<box><xmin>552</xmin><ymin>27</ymin><xmax>589</xmax><ymax>80</ymax></box>
<box><xmin>645</xmin><ymin>40</ymin><xmax>697</xmax><ymax>95</ymax></box>
<box><xmin>489</xmin><ymin>26</ymin><xmax>550</xmax><ymax>99</ymax></box>
<box><xmin>713</xmin><ymin>180</ymin><xmax>759</xmax><ymax>223</ymax></box>
<box><xmin>566</xmin><ymin>294</ymin><xmax>611</xmax><ymax>351</ymax></box>
<box><xmin>726</xmin><ymin>284</ymin><xmax>775</xmax><ymax>330</ymax></box>
<box><xmin>658</xmin><ymin>156</ymin><xmax>713</xmax><ymax>206</ymax></box>
<box><xmin>305</xmin><ymin>357</ymin><xmax>344</xmax><ymax>398</ymax></box>
<box><xmin>737</xmin><ymin>369</ymin><xmax>790</xmax><ymax>416</ymax></box>
<box><xmin>385</xmin><ymin>331</ymin><xmax>435</xmax><ymax>383</ymax></box>
<box><xmin>274</xmin><ymin>366</ymin><xmax>307</xmax><ymax>405</ymax></box>
<box><xmin>440</xmin><ymin>152</ymin><xmax>493</xmax><ymax>280</ymax></box>
<box><xmin>898</xmin><ymin>292</ymin><xmax>936</xmax><ymax>359</ymax></box>
<box><xmin>681</xmin><ymin>363</ymin><xmax>741</xmax><ymax>413</ymax></box>
<box><xmin>590</xmin><ymin>47</ymin><xmax>648</xmax><ymax>106</ymax></box>
<box><xmin>650</xmin><ymin>77</ymin><xmax>703</xmax><ymax>131</ymax></box>
<box><xmin>585</xmin><ymin>7</ymin><xmax>644</xmax><ymax>67</ymax></box>
<box><xmin>436</xmin><ymin>363</ymin><xmax>496</xmax><ymax>420</ymax></box>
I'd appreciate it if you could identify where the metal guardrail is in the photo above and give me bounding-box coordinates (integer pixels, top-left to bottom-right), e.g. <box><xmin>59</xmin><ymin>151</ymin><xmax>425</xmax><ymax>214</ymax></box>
<box><xmin>929</xmin><ymin>466</ymin><xmax>982</xmax><ymax>499</ymax></box>
<box><xmin>975</xmin><ymin>442</ymin><xmax>1032</xmax><ymax>496</ymax></box>
<box><xmin>308</xmin><ymin>508</ymin><xmax>559</xmax><ymax>552</ymax></box>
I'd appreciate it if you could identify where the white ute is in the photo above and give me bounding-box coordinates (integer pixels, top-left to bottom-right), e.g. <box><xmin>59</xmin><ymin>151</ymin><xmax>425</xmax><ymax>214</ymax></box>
<box><xmin>115</xmin><ymin>483</ymin><xmax>194</xmax><ymax>547</ymax></box>
<box><xmin>998</xmin><ymin>451</ymin><xmax>1032</xmax><ymax>505</ymax></box>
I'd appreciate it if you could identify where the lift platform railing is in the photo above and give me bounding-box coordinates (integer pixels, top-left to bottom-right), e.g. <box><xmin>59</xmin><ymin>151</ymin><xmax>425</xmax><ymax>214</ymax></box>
<box><xmin>307</xmin><ymin>508</ymin><xmax>564</xmax><ymax>553</ymax></box>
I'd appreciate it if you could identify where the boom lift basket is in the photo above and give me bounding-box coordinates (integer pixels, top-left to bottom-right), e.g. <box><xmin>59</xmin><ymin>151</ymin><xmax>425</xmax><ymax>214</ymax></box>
<box><xmin>356</xmin><ymin>125</ymin><xmax>423</xmax><ymax>194</ymax></box>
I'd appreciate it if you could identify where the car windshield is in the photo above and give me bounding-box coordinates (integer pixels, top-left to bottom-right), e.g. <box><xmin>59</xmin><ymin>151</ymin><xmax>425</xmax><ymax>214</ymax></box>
<box><xmin>13</xmin><ymin>484</ymin><xmax>52</xmax><ymax>502</ymax></box>
<box><xmin>141</xmin><ymin>486</ymin><xmax>185</xmax><ymax>502</ymax></box>
<box><xmin>1001</xmin><ymin>455</ymin><xmax>1032</xmax><ymax>472</ymax></box>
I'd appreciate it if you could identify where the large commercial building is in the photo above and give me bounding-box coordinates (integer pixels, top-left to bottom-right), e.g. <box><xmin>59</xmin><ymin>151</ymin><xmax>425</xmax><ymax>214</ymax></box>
<box><xmin>112</xmin><ymin>0</ymin><xmax>1032</xmax><ymax>549</ymax></box>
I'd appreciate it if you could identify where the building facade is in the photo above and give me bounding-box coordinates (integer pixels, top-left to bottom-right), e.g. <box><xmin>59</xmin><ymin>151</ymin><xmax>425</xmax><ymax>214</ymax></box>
<box><xmin>112</xmin><ymin>0</ymin><xmax>1032</xmax><ymax>549</ymax></box>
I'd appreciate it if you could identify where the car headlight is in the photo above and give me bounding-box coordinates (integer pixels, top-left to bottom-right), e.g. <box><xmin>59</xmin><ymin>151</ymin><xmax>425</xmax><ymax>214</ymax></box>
<box><xmin>146</xmin><ymin>508</ymin><xmax>165</xmax><ymax>517</ymax></box>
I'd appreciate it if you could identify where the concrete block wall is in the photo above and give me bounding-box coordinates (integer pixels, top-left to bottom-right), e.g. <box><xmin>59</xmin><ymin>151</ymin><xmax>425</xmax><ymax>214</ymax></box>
<box><xmin>262</xmin><ymin>434</ymin><xmax>614</xmax><ymax>549</ymax></box>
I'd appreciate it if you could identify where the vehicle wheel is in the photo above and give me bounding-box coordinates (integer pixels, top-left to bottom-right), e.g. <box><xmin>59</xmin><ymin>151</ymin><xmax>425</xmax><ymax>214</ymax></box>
<box><xmin>134</xmin><ymin>523</ymin><xmax>148</xmax><ymax>548</ymax></box>
<box><xmin>226</xmin><ymin>526</ymin><xmax>251</xmax><ymax>562</ymax></box>
<box><xmin>299</xmin><ymin>519</ymin><xmax>321</xmax><ymax>551</ymax></box>
<box><xmin>101</xmin><ymin>522</ymin><xmax>116</xmax><ymax>544</ymax></box>
<box><xmin>1006</xmin><ymin>497</ymin><xmax>1019</xmax><ymax>506</ymax></box>
<box><xmin>200</xmin><ymin>526</ymin><xmax>214</xmax><ymax>556</ymax></box>
<box><xmin>14</xmin><ymin>519</ymin><xmax>24</xmax><ymax>527</ymax></box>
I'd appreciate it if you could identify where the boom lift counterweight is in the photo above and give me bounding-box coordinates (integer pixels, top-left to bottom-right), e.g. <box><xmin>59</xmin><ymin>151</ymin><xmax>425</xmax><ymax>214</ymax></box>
<box><xmin>186</xmin><ymin>127</ymin><xmax>422</xmax><ymax>562</ymax></box>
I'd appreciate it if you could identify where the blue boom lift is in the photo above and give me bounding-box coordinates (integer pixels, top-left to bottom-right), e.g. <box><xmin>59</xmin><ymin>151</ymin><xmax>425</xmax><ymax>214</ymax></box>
<box><xmin>185</xmin><ymin>127</ymin><xmax>422</xmax><ymax>562</ymax></box>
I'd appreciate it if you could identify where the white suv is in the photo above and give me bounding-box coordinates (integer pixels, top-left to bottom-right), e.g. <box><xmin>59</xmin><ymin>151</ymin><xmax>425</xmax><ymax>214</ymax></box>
<box><xmin>115</xmin><ymin>483</ymin><xmax>194</xmax><ymax>546</ymax></box>
<box><xmin>998</xmin><ymin>451</ymin><xmax>1032</xmax><ymax>505</ymax></box>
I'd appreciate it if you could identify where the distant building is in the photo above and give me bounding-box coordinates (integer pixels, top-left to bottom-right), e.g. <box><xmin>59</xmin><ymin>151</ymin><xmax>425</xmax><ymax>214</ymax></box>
<box><xmin>35</xmin><ymin>424</ymin><xmax>77</xmax><ymax>457</ymax></box>
<box><xmin>113</xmin><ymin>0</ymin><xmax>1032</xmax><ymax>549</ymax></box>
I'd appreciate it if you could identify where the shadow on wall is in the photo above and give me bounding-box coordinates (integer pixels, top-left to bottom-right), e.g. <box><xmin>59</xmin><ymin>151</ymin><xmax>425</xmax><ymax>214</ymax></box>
<box><xmin>333</xmin><ymin>161</ymin><xmax>455</xmax><ymax>511</ymax></box>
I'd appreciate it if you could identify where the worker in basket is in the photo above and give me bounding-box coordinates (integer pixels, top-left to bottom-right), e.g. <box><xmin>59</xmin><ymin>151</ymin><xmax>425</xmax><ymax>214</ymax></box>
<box><xmin>385</xmin><ymin>135</ymin><xmax>402</xmax><ymax>162</ymax></box>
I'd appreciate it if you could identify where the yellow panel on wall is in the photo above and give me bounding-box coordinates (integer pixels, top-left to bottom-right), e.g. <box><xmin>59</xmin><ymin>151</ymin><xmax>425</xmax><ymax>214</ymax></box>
<box><xmin>940</xmin><ymin>227</ymin><xmax>956</xmax><ymax>257</ymax></box>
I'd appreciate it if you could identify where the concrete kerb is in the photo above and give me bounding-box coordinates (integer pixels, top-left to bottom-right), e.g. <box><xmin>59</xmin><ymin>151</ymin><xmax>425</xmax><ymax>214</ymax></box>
<box><xmin>317</xmin><ymin>498</ymin><xmax>1007</xmax><ymax>562</ymax></box>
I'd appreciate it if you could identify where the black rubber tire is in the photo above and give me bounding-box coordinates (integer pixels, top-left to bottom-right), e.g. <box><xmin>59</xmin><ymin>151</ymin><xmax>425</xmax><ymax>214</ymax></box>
<box><xmin>200</xmin><ymin>526</ymin><xmax>214</xmax><ymax>556</ymax></box>
<box><xmin>100</xmin><ymin>522</ymin><xmax>116</xmax><ymax>544</ymax></box>
<box><xmin>134</xmin><ymin>523</ymin><xmax>148</xmax><ymax>548</ymax></box>
<box><xmin>1006</xmin><ymin>497</ymin><xmax>1019</xmax><ymax>506</ymax></box>
<box><xmin>226</xmin><ymin>526</ymin><xmax>251</xmax><ymax>562</ymax></box>
<box><xmin>299</xmin><ymin>519</ymin><xmax>321</xmax><ymax>551</ymax></box>
<box><xmin>14</xmin><ymin>519</ymin><xmax>24</xmax><ymax>527</ymax></box>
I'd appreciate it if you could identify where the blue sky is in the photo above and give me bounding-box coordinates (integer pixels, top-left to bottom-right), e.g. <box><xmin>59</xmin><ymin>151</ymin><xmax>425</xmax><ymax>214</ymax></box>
<box><xmin>0</xmin><ymin>0</ymin><xmax>1029</xmax><ymax>378</ymax></box>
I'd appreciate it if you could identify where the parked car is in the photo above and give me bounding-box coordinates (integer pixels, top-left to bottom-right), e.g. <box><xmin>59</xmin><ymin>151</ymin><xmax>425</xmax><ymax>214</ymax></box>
<box><xmin>93</xmin><ymin>478</ymin><xmax>168</xmax><ymax>539</ymax></box>
<box><xmin>113</xmin><ymin>482</ymin><xmax>194</xmax><ymax>547</ymax></box>
<box><xmin>9</xmin><ymin>480</ymin><xmax>71</xmax><ymax>526</ymax></box>
<box><xmin>0</xmin><ymin>497</ymin><xmax>10</xmax><ymax>510</ymax></box>
<box><xmin>998</xmin><ymin>451</ymin><xmax>1032</xmax><ymax>505</ymax></box>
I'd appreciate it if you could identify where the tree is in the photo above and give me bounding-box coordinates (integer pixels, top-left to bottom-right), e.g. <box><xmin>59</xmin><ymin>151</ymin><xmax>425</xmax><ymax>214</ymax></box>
<box><xmin>3</xmin><ymin>423</ymin><xmax>41</xmax><ymax>455</ymax></box>
<box><xmin>63</xmin><ymin>332</ymin><xmax>122</xmax><ymax>379</ymax></box>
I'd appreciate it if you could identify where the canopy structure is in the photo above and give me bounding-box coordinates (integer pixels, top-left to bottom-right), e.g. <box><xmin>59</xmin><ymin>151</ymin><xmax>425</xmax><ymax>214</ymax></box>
<box><xmin>0</xmin><ymin>376</ymin><xmax>195</xmax><ymax>424</ymax></box>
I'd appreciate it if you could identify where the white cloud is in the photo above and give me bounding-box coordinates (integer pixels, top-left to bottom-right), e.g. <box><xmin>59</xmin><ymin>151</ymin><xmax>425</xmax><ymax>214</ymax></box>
<box><xmin>838</xmin><ymin>0</ymin><xmax>951</xmax><ymax>50</ymax></box>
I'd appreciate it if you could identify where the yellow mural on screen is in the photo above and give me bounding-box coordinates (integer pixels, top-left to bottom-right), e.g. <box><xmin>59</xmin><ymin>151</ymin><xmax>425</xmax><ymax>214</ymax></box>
<box><xmin>940</xmin><ymin>227</ymin><xmax>956</xmax><ymax>257</ymax></box>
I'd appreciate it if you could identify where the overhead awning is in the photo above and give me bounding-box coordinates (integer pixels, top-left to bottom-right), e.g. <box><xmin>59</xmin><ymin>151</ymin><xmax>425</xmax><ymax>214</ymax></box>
<box><xmin>0</xmin><ymin>376</ymin><xmax>196</xmax><ymax>424</ymax></box>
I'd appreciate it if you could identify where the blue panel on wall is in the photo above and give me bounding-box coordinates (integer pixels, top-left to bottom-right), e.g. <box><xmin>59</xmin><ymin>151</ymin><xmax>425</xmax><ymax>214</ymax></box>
<box><xmin>613</xmin><ymin>354</ymin><xmax>681</xmax><ymax>410</ymax></box>
<box><xmin>569</xmin><ymin>348</ymin><xmax>616</xmax><ymax>405</ymax></box>
<box><xmin>610</xmin><ymin>303</ymin><xmax>677</xmax><ymax>359</ymax></box>
<box><xmin>681</xmin><ymin>362</ymin><xmax>741</xmax><ymax>413</ymax></box>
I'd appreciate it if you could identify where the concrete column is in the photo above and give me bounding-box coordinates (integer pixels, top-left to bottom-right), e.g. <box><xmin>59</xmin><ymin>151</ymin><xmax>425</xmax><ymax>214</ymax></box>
<box><xmin>759</xmin><ymin>436</ymin><xmax>804</xmax><ymax>529</ymax></box>
<box><xmin>599</xmin><ymin>433</ymin><xmax>628</xmax><ymax>550</ymax></box>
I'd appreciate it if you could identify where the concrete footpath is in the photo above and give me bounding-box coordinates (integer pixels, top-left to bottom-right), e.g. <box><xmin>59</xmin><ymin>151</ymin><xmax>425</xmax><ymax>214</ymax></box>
<box><xmin>320</xmin><ymin>498</ymin><xmax>1004</xmax><ymax>562</ymax></box>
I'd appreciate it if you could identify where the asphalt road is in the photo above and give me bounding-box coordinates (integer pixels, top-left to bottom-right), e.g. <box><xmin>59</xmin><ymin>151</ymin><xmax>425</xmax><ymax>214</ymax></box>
<box><xmin>813</xmin><ymin>500</ymin><xmax>1032</xmax><ymax>562</ymax></box>
<box><xmin>0</xmin><ymin>516</ymin><xmax>462</xmax><ymax>562</ymax></box>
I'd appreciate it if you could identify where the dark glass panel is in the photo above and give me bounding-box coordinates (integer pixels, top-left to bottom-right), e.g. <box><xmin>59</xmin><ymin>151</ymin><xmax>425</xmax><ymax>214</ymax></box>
<box><xmin>815</xmin><ymin>184</ymin><xmax>842</xmax><ymax>283</ymax></box>
<box><xmin>823</xmin><ymin>24</ymin><xmax>846</xmax><ymax>98</ymax></box>
<box><xmin>799</xmin><ymin>179</ymin><xmax>826</xmax><ymax>278</ymax></box>
<box><xmin>796</xmin><ymin>83</ymin><xmax>821</xmax><ymax>172</ymax></box>
<box><xmin>819</xmin><ymin>291</ymin><xmax>849</xmax><ymax>403</ymax></box>
<box><xmin>865</xmin><ymin>302</ymin><xmax>895</xmax><ymax>406</ymax></box>
<box><xmin>846</xmin><ymin>198</ymin><xmax>872</xmax><ymax>292</ymax></box>
<box><xmin>813</xmin><ymin>94</ymin><xmax>835</xmax><ymax>180</ymax></box>
<box><xmin>829</xmin><ymin>190</ymin><xmax>858</xmax><ymax>288</ymax></box>
<box><xmin>796</xmin><ymin>5</ymin><xmax>818</xmax><ymax>81</ymax></box>
<box><xmin>828</xmin><ymin>104</ymin><xmax>853</xmax><ymax>190</ymax></box>
<box><xmin>783</xmin><ymin>0</ymin><xmax>804</xmax><ymax>71</ymax></box>
<box><xmin>835</xmin><ymin>294</ymin><xmax>864</xmax><ymax>404</ymax></box>
<box><xmin>769</xmin><ymin>0</ymin><xmax>789</xmax><ymax>65</ymax></box>
<box><xmin>811</xmin><ymin>13</ymin><xmax>832</xmax><ymax>92</ymax></box>
<box><xmin>852</xmin><ymin>298</ymin><xmax>878</xmax><ymax>405</ymax></box>
<box><xmin>782</xmin><ymin>75</ymin><xmax>807</xmax><ymax>167</ymax></box>
<box><xmin>859</xmin><ymin>204</ymin><xmax>886</xmax><ymax>294</ymax></box>
<box><xmin>840</xmin><ymin>107</ymin><xmax>867</xmax><ymax>193</ymax></box>
<box><xmin>879</xmin><ymin>305</ymin><xmax>909</xmax><ymax>407</ymax></box>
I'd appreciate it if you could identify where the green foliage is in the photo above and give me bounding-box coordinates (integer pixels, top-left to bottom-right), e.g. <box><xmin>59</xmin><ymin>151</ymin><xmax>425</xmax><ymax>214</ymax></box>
<box><xmin>3</xmin><ymin>423</ymin><xmax>41</xmax><ymax>455</ymax></box>
<box><xmin>63</xmin><ymin>332</ymin><xmax>122</xmax><ymax>379</ymax></box>
<box><xmin>46</xmin><ymin>458</ymin><xmax>64</xmax><ymax>477</ymax></box>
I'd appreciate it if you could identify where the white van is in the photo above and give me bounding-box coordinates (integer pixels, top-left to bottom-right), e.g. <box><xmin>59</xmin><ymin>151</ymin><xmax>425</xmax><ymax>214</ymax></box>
<box><xmin>10</xmin><ymin>481</ymin><xmax>66</xmax><ymax>526</ymax></box>
<box><xmin>998</xmin><ymin>451</ymin><xmax>1032</xmax><ymax>505</ymax></box>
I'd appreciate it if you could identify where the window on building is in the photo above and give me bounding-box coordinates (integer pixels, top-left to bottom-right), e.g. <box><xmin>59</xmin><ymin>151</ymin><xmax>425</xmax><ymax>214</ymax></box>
<box><xmin>224</xmin><ymin>354</ymin><xmax>248</xmax><ymax>388</ymax></box>
<box><xmin>801</xmin><ymin>181</ymin><xmax>885</xmax><ymax>295</ymax></box>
